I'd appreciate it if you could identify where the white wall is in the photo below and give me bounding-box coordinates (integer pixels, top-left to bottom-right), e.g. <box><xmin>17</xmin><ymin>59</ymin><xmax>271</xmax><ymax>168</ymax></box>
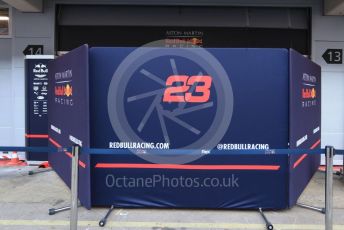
<box><xmin>312</xmin><ymin>2</ymin><xmax>344</xmax><ymax>164</ymax></box>
<box><xmin>0</xmin><ymin>37</ymin><xmax>12</xmax><ymax>146</ymax></box>
<box><xmin>0</xmin><ymin>0</ymin><xmax>54</xmax><ymax>158</ymax></box>
<box><xmin>0</xmin><ymin>0</ymin><xmax>343</xmax><ymax>164</ymax></box>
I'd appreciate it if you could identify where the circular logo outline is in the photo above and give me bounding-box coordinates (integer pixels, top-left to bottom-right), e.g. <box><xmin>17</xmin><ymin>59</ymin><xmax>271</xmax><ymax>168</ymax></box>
<box><xmin>107</xmin><ymin>40</ymin><xmax>234</xmax><ymax>164</ymax></box>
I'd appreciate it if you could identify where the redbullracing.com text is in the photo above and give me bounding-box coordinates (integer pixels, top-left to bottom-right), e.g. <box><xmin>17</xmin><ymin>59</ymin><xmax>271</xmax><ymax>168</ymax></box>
<box><xmin>109</xmin><ymin>142</ymin><xmax>170</xmax><ymax>150</ymax></box>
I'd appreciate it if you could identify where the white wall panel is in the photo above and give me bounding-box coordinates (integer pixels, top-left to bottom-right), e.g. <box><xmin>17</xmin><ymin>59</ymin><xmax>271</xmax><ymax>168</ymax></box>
<box><xmin>321</xmin><ymin>133</ymin><xmax>344</xmax><ymax>165</ymax></box>
<box><xmin>0</xmin><ymin>3</ymin><xmax>54</xmax><ymax>152</ymax></box>
<box><xmin>0</xmin><ymin>127</ymin><xmax>12</xmax><ymax>145</ymax></box>
<box><xmin>310</xmin><ymin>0</ymin><xmax>344</xmax><ymax>165</ymax></box>
<box><xmin>13</xmin><ymin>128</ymin><xmax>24</xmax><ymax>145</ymax></box>
<box><xmin>0</xmin><ymin>39</ymin><xmax>12</xmax><ymax>68</ymax></box>
<box><xmin>322</xmin><ymin>133</ymin><xmax>344</xmax><ymax>148</ymax></box>
<box><xmin>321</xmin><ymin>71</ymin><xmax>344</xmax><ymax>164</ymax></box>
<box><xmin>13</xmin><ymin>127</ymin><xmax>25</xmax><ymax>159</ymax></box>
<box><xmin>12</xmin><ymin>5</ymin><xmax>53</xmax><ymax>38</ymax></box>
<box><xmin>12</xmin><ymin>96</ymin><xmax>24</xmax><ymax>129</ymax></box>
<box><xmin>8</xmin><ymin>6</ymin><xmax>54</xmax><ymax>151</ymax></box>
<box><xmin>312</xmin><ymin>15</ymin><xmax>344</xmax><ymax>42</ymax></box>
<box><xmin>0</xmin><ymin>97</ymin><xmax>12</xmax><ymax>127</ymax></box>
<box><xmin>0</xmin><ymin>68</ymin><xmax>12</xmax><ymax>129</ymax></box>
<box><xmin>11</xmin><ymin>67</ymin><xmax>24</xmax><ymax>97</ymax></box>
<box><xmin>321</xmin><ymin>71</ymin><xmax>344</xmax><ymax>133</ymax></box>
<box><xmin>0</xmin><ymin>68</ymin><xmax>11</xmax><ymax>97</ymax></box>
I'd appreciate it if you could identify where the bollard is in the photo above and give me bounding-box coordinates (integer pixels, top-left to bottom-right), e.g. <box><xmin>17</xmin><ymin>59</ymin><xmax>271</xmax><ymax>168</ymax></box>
<box><xmin>325</xmin><ymin>146</ymin><xmax>334</xmax><ymax>230</ymax></box>
<box><xmin>70</xmin><ymin>145</ymin><xmax>80</xmax><ymax>230</ymax></box>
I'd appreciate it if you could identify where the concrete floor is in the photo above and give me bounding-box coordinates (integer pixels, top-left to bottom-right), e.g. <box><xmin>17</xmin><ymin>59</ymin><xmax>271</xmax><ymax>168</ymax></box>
<box><xmin>0</xmin><ymin>166</ymin><xmax>343</xmax><ymax>230</ymax></box>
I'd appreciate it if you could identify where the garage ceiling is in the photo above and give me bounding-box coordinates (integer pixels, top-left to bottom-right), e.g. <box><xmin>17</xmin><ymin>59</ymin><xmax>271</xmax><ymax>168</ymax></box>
<box><xmin>324</xmin><ymin>0</ymin><xmax>344</xmax><ymax>15</ymax></box>
<box><xmin>1</xmin><ymin>0</ymin><xmax>42</xmax><ymax>12</ymax></box>
<box><xmin>1</xmin><ymin>0</ymin><xmax>343</xmax><ymax>15</ymax></box>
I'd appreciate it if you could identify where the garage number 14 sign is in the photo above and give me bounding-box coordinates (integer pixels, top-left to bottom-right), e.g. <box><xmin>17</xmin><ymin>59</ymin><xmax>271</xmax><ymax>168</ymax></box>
<box><xmin>23</xmin><ymin>45</ymin><xmax>44</xmax><ymax>55</ymax></box>
<box><xmin>322</xmin><ymin>49</ymin><xmax>343</xmax><ymax>64</ymax></box>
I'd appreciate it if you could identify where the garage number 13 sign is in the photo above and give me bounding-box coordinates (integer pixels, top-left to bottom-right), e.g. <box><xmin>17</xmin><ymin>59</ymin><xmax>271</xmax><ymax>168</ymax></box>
<box><xmin>322</xmin><ymin>49</ymin><xmax>343</xmax><ymax>64</ymax></box>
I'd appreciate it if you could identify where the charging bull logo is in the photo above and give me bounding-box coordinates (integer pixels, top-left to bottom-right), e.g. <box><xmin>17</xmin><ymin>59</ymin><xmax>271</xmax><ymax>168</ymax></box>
<box><xmin>55</xmin><ymin>84</ymin><xmax>73</xmax><ymax>97</ymax></box>
<box><xmin>302</xmin><ymin>88</ymin><xmax>316</xmax><ymax>99</ymax></box>
<box><xmin>33</xmin><ymin>63</ymin><xmax>48</xmax><ymax>78</ymax></box>
<box><xmin>65</xmin><ymin>84</ymin><xmax>73</xmax><ymax>97</ymax></box>
<box><xmin>190</xmin><ymin>38</ymin><xmax>203</xmax><ymax>46</ymax></box>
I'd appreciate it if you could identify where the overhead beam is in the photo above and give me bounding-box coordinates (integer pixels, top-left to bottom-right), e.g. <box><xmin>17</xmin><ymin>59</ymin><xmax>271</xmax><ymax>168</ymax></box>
<box><xmin>324</xmin><ymin>0</ymin><xmax>344</xmax><ymax>16</ymax></box>
<box><xmin>2</xmin><ymin>0</ymin><xmax>42</xmax><ymax>13</ymax></box>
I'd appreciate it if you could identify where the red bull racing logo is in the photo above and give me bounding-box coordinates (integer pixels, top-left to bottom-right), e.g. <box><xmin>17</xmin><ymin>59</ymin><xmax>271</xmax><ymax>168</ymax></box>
<box><xmin>301</xmin><ymin>73</ymin><xmax>317</xmax><ymax>108</ymax></box>
<box><xmin>54</xmin><ymin>69</ymin><xmax>74</xmax><ymax>106</ymax></box>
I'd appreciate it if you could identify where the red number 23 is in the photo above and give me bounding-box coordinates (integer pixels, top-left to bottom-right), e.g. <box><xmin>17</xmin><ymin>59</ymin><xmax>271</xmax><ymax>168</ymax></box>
<box><xmin>163</xmin><ymin>75</ymin><xmax>212</xmax><ymax>103</ymax></box>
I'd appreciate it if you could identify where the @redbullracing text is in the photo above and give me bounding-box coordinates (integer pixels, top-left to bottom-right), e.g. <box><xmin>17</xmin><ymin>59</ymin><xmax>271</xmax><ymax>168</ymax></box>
<box><xmin>217</xmin><ymin>143</ymin><xmax>269</xmax><ymax>150</ymax></box>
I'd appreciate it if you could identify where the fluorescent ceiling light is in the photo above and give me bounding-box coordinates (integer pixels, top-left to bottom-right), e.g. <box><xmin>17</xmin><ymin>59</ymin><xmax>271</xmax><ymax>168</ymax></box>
<box><xmin>0</xmin><ymin>16</ymin><xmax>9</xmax><ymax>21</ymax></box>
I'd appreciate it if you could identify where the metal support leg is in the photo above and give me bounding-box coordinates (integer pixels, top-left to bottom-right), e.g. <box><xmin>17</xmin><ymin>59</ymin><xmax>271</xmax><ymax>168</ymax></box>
<box><xmin>334</xmin><ymin>156</ymin><xmax>344</xmax><ymax>177</ymax></box>
<box><xmin>99</xmin><ymin>205</ymin><xmax>115</xmax><ymax>227</ymax></box>
<box><xmin>49</xmin><ymin>203</ymin><xmax>81</xmax><ymax>215</ymax></box>
<box><xmin>28</xmin><ymin>161</ymin><xmax>52</xmax><ymax>175</ymax></box>
<box><xmin>29</xmin><ymin>168</ymin><xmax>53</xmax><ymax>175</ymax></box>
<box><xmin>334</xmin><ymin>171</ymin><xmax>341</xmax><ymax>176</ymax></box>
<box><xmin>325</xmin><ymin>146</ymin><xmax>334</xmax><ymax>230</ymax></box>
<box><xmin>258</xmin><ymin>208</ymin><xmax>273</xmax><ymax>230</ymax></box>
<box><xmin>296</xmin><ymin>203</ymin><xmax>325</xmax><ymax>214</ymax></box>
<box><xmin>70</xmin><ymin>145</ymin><xmax>80</xmax><ymax>230</ymax></box>
<box><xmin>49</xmin><ymin>206</ymin><xmax>71</xmax><ymax>215</ymax></box>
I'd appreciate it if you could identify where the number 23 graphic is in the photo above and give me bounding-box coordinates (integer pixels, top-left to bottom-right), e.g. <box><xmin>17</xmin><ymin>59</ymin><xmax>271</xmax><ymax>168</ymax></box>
<box><xmin>163</xmin><ymin>75</ymin><xmax>212</xmax><ymax>103</ymax></box>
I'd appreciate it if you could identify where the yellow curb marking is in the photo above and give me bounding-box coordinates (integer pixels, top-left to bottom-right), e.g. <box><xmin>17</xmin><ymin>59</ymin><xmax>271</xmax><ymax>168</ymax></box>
<box><xmin>0</xmin><ymin>220</ymin><xmax>343</xmax><ymax>229</ymax></box>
